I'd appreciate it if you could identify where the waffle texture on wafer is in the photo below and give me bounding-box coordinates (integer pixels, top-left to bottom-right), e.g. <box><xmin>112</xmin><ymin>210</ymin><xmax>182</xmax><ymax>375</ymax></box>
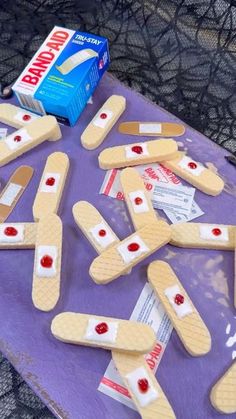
<box><xmin>0</xmin><ymin>223</ymin><xmax>36</xmax><ymax>249</ymax></box>
<box><xmin>210</xmin><ymin>362</ymin><xmax>236</xmax><ymax>414</ymax></box>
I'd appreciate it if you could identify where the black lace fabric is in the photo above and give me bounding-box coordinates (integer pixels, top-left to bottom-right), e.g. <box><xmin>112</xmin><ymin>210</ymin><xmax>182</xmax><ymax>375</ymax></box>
<box><xmin>0</xmin><ymin>0</ymin><xmax>236</xmax><ymax>417</ymax></box>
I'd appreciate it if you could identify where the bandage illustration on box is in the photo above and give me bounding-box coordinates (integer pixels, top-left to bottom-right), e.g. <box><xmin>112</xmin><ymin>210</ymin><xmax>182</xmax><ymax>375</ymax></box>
<box><xmin>170</xmin><ymin>222</ymin><xmax>235</xmax><ymax>250</ymax></box>
<box><xmin>112</xmin><ymin>352</ymin><xmax>176</xmax><ymax>418</ymax></box>
<box><xmin>32</xmin><ymin>214</ymin><xmax>62</xmax><ymax>312</ymax></box>
<box><xmin>33</xmin><ymin>152</ymin><xmax>69</xmax><ymax>221</ymax></box>
<box><xmin>81</xmin><ymin>95</ymin><xmax>126</xmax><ymax>149</ymax></box>
<box><xmin>210</xmin><ymin>361</ymin><xmax>236</xmax><ymax>414</ymax></box>
<box><xmin>0</xmin><ymin>115</ymin><xmax>61</xmax><ymax>167</ymax></box>
<box><xmin>89</xmin><ymin>221</ymin><xmax>171</xmax><ymax>284</ymax></box>
<box><xmin>162</xmin><ymin>152</ymin><xmax>224</xmax><ymax>196</ymax></box>
<box><xmin>0</xmin><ymin>104</ymin><xmax>40</xmax><ymax>129</ymax></box>
<box><xmin>51</xmin><ymin>312</ymin><xmax>156</xmax><ymax>353</ymax></box>
<box><xmin>120</xmin><ymin>167</ymin><xmax>159</xmax><ymax>230</ymax></box>
<box><xmin>98</xmin><ymin>139</ymin><xmax>178</xmax><ymax>169</ymax></box>
<box><xmin>147</xmin><ymin>261</ymin><xmax>211</xmax><ymax>356</ymax></box>
<box><xmin>56</xmin><ymin>49</ymin><xmax>98</xmax><ymax>75</ymax></box>
<box><xmin>0</xmin><ymin>166</ymin><xmax>34</xmax><ymax>222</ymax></box>
<box><xmin>118</xmin><ymin>120</ymin><xmax>185</xmax><ymax>137</ymax></box>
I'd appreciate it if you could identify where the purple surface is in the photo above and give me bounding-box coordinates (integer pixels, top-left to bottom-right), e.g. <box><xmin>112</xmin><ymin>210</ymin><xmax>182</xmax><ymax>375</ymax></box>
<box><xmin>0</xmin><ymin>73</ymin><xmax>236</xmax><ymax>419</ymax></box>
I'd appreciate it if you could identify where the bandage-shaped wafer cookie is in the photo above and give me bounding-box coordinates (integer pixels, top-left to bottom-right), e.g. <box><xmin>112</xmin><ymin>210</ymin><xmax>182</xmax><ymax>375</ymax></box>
<box><xmin>210</xmin><ymin>362</ymin><xmax>236</xmax><ymax>414</ymax></box>
<box><xmin>33</xmin><ymin>152</ymin><xmax>69</xmax><ymax>221</ymax></box>
<box><xmin>98</xmin><ymin>139</ymin><xmax>178</xmax><ymax>170</ymax></box>
<box><xmin>89</xmin><ymin>221</ymin><xmax>171</xmax><ymax>284</ymax></box>
<box><xmin>118</xmin><ymin>121</ymin><xmax>185</xmax><ymax>137</ymax></box>
<box><xmin>0</xmin><ymin>223</ymin><xmax>36</xmax><ymax>249</ymax></box>
<box><xmin>0</xmin><ymin>166</ymin><xmax>34</xmax><ymax>222</ymax></box>
<box><xmin>51</xmin><ymin>312</ymin><xmax>156</xmax><ymax>354</ymax></box>
<box><xmin>112</xmin><ymin>352</ymin><xmax>176</xmax><ymax>418</ymax></box>
<box><xmin>120</xmin><ymin>168</ymin><xmax>158</xmax><ymax>230</ymax></box>
<box><xmin>234</xmin><ymin>235</ymin><xmax>236</xmax><ymax>308</ymax></box>
<box><xmin>32</xmin><ymin>214</ymin><xmax>62</xmax><ymax>311</ymax></box>
<box><xmin>81</xmin><ymin>95</ymin><xmax>126</xmax><ymax>150</ymax></box>
<box><xmin>163</xmin><ymin>152</ymin><xmax>224</xmax><ymax>196</ymax></box>
<box><xmin>0</xmin><ymin>104</ymin><xmax>40</xmax><ymax>129</ymax></box>
<box><xmin>72</xmin><ymin>201</ymin><xmax>119</xmax><ymax>254</ymax></box>
<box><xmin>56</xmin><ymin>49</ymin><xmax>98</xmax><ymax>75</ymax></box>
<box><xmin>170</xmin><ymin>222</ymin><xmax>235</xmax><ymax>250</ymax></box>
<box><xmin>147</xmin><ymin>261</ymin><xmax>211</xmax><ymax>356</ymax></box>
<box><xmin>0</xmin><ymin>116</ymin><xmax>61</xmax><ymax>167</ymax></box>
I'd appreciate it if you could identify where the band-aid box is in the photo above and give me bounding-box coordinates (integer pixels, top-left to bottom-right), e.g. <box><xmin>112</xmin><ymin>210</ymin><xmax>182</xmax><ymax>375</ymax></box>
<box><xmin>12</xmin><ymin>26</ymin><xmax>109</xmax><ymax>126</ymax></box>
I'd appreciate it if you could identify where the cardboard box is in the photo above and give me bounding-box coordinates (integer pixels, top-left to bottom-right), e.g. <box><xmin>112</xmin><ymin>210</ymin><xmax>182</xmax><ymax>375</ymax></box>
<box><xmin>12</xmin><ymin>26</ymin><xmax>110</xmax><ymax>126</ymax></box>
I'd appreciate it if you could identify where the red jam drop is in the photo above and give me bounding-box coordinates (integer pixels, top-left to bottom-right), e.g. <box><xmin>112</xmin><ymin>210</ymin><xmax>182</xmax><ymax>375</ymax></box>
<box><xmin>138</xmin><ymin>378</ymin><xmax>149</xmax><ymax>393</ymax></box>
<box><xmin>14</xmin><ymin>135</ymin><xmax>22</xmax><ymax>142</ymax></box>
<box><xmin>131</xmin><ymin>145</ymin><xmax>143</xmax><ymax>154</ymax></box>
<box><xmin>95</xmin><ymin>322</ymin><xmax>109</xmax><ymax>334</ymax></box>
<box><xmin>23</xmin><ymin>114</ymin><xmax>31</xmax><ymax>121</ymax></box>
<box><xmin>134</xmin><ymin>197</ymin><xmax>143</xmax><ymax>205</ymax></box>
<box><xmin>100</xmin><ymin>113</ymin><xmax>107</xmax><ymax>119</ymax></box>
<box><xmin>212</xmin><ymin>227</ymin><xmax>222</xmax><ymax>236</ymax></box>
<box><xmin>46</xmin><ymin>177</ymin><xmax>56</xmax><ymax>186</ymax></box>
<box><xmin>4</xmin><ymin>226</ymin><xmax>18</xmax><ymax>237</ymax></box>
<box><xmin>98</xmin><ymin>229</ymin><xmax>106</xmax><ymax>237</ymax></box>
<box><xmin>127</xmin><ymin>242</ymin><xmax>140</xmax><ymax>252</ymax></box>
<box><xmin>188</xmin><ymin>161</ymin><xmax>197</xmax><ymax>170</ymax></box>
<box><xmin>174</xmin><ymin>294</ymin><xmax>185</xmax><ymax>305</ymax></box>
<box><xmin>40</xmin><ymin>255</ymin><xmax>53</xmax><ymax>268</ymax></box>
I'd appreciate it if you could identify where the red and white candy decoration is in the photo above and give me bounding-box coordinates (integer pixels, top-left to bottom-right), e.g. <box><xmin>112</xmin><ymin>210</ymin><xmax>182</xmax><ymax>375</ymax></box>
<box><xmin>178</xmin><ymin>155</ymin><xmax>205</xmax><ymax>176</ymax></box>
<box><xmin>89</xmin><ymin>221</ymin><xmax>116</xmax><ymax>249</ymax></box>
<box><xmin>92</xmin><ymin>109</ymin><xmax>113</xmax><ymax>129</ymax></box>
<box><xmin>125</xmin><ymin>143</ymin><xmax>149</xmax><ymax>159</ymax></box>
<box><xmin>40</xmin><ymin>172</ymin><xmax>61</xmax><ymax>193</ymax></box>
<box><xmin>36</xmin><ymin>245</ymin><xmax>57</xmax><ymax>278</ymax></box>
<box><xmin>5</xmin><ymin>128</ymin><xmax>32</xmax><ymax>151</ymax></box>
<box><xmin>0</xmin><ymin>224</ymin><xmax>24</xmax><ymax>243</ymax></box>
<box><xmin>84</xmin><ymin>318</ymin><xmax>118</xmax><ymax>343</ymax></box>
<box><xmin>199</xmin><ymin>224</ymin><xmax>229</xmax><ymax>242</ymax></box>
<box><xmin>14</xmin><ymin>110</ymin><xmax>39</xmax><ymax>124</ymax></box>
<box><xmin>125</xmin><ymin>366</ymin><xmax>158</xmax><ymax>407</ymax></box>
<box><xmin>117</xmin><ymin>235</ymin><xmax>149</xmax><ymax>264</ymax></box>
<box><xmin>129</xmin><ymin>190</ymin><xmax>149</xmax><ymax>214</ymax></box>
<box><xmin>165</xmin><ymin>285</ymin><xmax>193</xmax><ymax>318</ymax></box>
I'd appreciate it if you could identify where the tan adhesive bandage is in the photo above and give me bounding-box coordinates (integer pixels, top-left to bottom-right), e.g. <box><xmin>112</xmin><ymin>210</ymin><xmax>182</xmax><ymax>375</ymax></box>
<box><xmin>98</xmin><ymin>139</ymin><xmax>178</xmax><ymax>170</ymax></box>
<box><xmin>210</xmin><ymin>362</ymin><xmax>236</xmax><ymax>414</ymax></box>
<box><xmin>56</xmin><ymin>49</ymin><xmax>98</xmax><ymax>75</ymax></box>
<box><xmin>0</xmin><ymin>166</ymin><xmax>34</xmax><ymax>222</ymax></box>
<box><xmin>0</xmin><ymin>223</ymin><xmax>36</xmax><ymax>249</ymax></box>
<box><xmin>89</xmin><ymin>221</ymin><xmax>171</xmax><ymax>284</ymax></box>
<box><xmin>147</xmin><ymin>261</ymin><xmax>211</xmax><ymax>356</ymax></box>
<box><xmin>32</xmin><ymin>214</ymin><xmax>62</xmax><ymax>312</ymax></box>
<box><xmin>170</xmin><ymin>222</ymin><xmax>235</xmax><ymax>250</ymax></box>
<box><xmin>72</xmin><ymin>201</ymin><xmax>119</xmax><ymax>254</ymax></box>
<box><xmin>51</xmin><ymin>312</ymin><xmax>156</xmax><ymax>354</ymax></box>
<box><xmin>118</xmin><ymin>121</ymin><xmax>185</xmax><ymax>137</ymax></box>
<box><xmin>163</xmin><ymin>152</ymin><xmax>224</xmax><ymax>196</ymax></box>
<box><xmin>112</xmin><ymin>352</ymin><xmax>176</xmax><ymax>418</ymax></box>
<box><xmin>120</xmin><ymin>167</ymin><xmax>158</xmax><ymax>230</ymax></box>
<box><xmin>0</xmin><ymin>116</ymin><xmax>61</xmax><ymax>167</ymax></box>
<box><xmin>0</xmin><ymin>103</ymin><xmax>40</xmax><ymax>129</ymax></box>
<box><xmin>81</xmin><ymin>95</ymin><xmax>126</xmax><ymax>150</ymax></box>
<box><xmin>33</xmin><ymin>152</ymin><xmax>69</xmax><ymax>221</ymax></box>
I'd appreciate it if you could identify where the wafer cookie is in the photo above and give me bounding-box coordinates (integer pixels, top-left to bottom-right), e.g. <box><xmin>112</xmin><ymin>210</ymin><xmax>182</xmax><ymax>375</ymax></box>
<box><xmin>0</xmin><ymin>223</ymin><xmax>36</xmax><ymax>249</ymax></box>
<box><xmin>210</xmin><ymin>362</ymin><xmax>236</xmax><ymax>414</ymax></box>
<box><xmin>0</xmin><ymin>103</ymin><xmax>40</xmax><ymax>129</ymax></box>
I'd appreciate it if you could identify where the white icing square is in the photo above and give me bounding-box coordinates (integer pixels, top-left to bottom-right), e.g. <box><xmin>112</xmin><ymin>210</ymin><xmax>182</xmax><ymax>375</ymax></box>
<box><xmin>178</xmin><ymin>156</ymin><xmax>205</xmax><ymax>176</ymax></box>
<box><xmin>89</xmin><ymin>222</ymin><xmax>116</xmax><ymax>249</ymax></box>
<box><xmin>36</xmin><ymin>245</ymin><xmax>58</xmax><ymax>278</ymax></box>
<box><xmin>0</xmin><ymin>183</ymin><xmax>22</xmax><ymax>206</ymax></box>
<box><xmin>14</xmin><ymin>110</ymin><xmax>39</xmax><ymax>124</ymax></box>
<box><xmin>84</xmin><ymin>318</ymin><xmax>118</xmax><ymax>343</ymax></box>
<box><xmin>139</xmin><ymin>123</ymin><xmax>162</xmax><ymax>134</ymax></box>
<box><xmin>0</xmin><ymin>224</ymin><xmax>24</xmax><ymax>243</ymax></box>
<box><xmin>125</xmin><ymin>366</ymin><xmax>158</xmax><ymax>408</ymax></box>
<box><xmin>199</xmin><ymin>225</ymin><xmax>229</xmax><ymax>242</ymax></box>
<box><xmin>40</xmin><ymin>172</ymin><xmax>61</xmax><ymax>193</ymax></box>
<box><xmin>129</xmin><ymin>190</ymin><xmax>149</xmax><ymax>214</ymax></box>
<box><xmin>117</xmin><ymin>235</ymin><xmax>149</xmax><ymax>264</ymax></box>
<box><xmin>165</xmin><ymin>285</ymin><xmax>193</xmax><ymax>318</ymax></box>
<box><xmin>5</xmin><ymin>128</ymin><xmax>32</xmax><ymax>150</ymax></box>
<box><xmin>92</xmin><ymin>109</ymin><xmax>113</xmax><ymax>128</ymax></box>
<box><xmin>125</xmin><ymin>143</ymin><xmax>149</xmax><ymax>159</ymax></box>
